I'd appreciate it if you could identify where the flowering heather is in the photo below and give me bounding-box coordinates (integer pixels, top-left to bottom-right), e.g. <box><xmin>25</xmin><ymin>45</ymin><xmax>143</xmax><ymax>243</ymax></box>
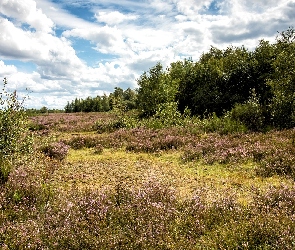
<box><xmin>181</xmin><ymin>130</ymin><xmax>295</xmax><ymax>178</ymax></box>
<box><xmin>2</xmin><ymin>113</ymin><xmax>295</xmax><ymax>248</ymax></box>
<box><xmin>2</xmin><ymin>175</ymin><xmax>295</xmax><ymax>249</ymax></box>
<box><xmin>29</xmin><ymin>112</ymin><xmax>115</xmax><ymax>133</ymax></box>
<box><xmin>41</xmin><ymin>141</ymin><xmax>70</xmax><ymax>160</ymax></box>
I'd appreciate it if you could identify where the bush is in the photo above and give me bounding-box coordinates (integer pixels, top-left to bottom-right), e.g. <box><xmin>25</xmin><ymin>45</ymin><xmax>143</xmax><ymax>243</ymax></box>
<box><xmin>229</xmin><ymin>91</ymin><xmax>265</xmax><ymax>131</ymax></box>
<box><xmin>94</xmin><ymin>118</ymin><xmax>126</xmax><ymax>133</ymax></box>
<box><xmin>41</xmin><ymin>141</ymin><xmax>70</xmax><ymax>160</ymax></box>
<box><xmin>201</xmin><ymin>113</ymin><xmax>248</xmax><ymax>134</ymax></box>
<box><xmin>0</xmin><ymin>78</ymin><xmax>32</xmax><ymax>183</ymax></box>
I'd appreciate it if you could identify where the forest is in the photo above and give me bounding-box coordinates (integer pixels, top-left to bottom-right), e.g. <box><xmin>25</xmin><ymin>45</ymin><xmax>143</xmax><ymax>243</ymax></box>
<box><xmin>65</xmin><ymin>27</ymin><xmax>295</xmax><ymax>130</ymax></box>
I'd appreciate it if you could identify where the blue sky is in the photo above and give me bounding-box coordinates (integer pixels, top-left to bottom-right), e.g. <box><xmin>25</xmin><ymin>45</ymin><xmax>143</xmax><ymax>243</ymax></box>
<box><xmin>0</xmin><ymin>0</ymin><xmax>294</xmax><ymax>109</ymax></box>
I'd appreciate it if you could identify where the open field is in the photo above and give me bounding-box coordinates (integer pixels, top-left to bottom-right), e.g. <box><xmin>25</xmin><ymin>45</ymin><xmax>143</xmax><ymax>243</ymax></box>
<box><xmin>1</xmin><ymin>112</ymin><xmax>295</xmax><ymax>249</ymax></box>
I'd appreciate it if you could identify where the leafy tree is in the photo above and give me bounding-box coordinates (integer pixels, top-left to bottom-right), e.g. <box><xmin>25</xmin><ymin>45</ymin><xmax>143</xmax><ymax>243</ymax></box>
<box><xmin>40</xmin><ymin>106</ymin><xmax>48</xmax><ymax>114</ymax></box>
<box><xmin>268</xmin><ymin>27</ymin><xmax>295</xmax><ymax>128</ymax></box>
<box><xmin>177</xmin><ymin>51</ymin><xmax>224</xmax><ymax>116</ymax></box>
<box><xmin>176</xmin><ymin>45</ymin><xmax>273</xmax><ymax>117</ymax></box>
<box><xmin>101</xmin><ymin>94</ymin><xmax>110</xmax><ymax>112</ymax></box>
<box><xmin>0</xmin><ymin>78</ymin><xmax>32</xmax><ymax>183</ymax></box>
<box><xmin>136</xmin><ymin>62</ymin><xmax>178</xmax><ymax>117</ymax></box>
<box><xmin>123</xmin><ymin>88</ymin><xmax>137</xmax><ymax>110</ymax></box>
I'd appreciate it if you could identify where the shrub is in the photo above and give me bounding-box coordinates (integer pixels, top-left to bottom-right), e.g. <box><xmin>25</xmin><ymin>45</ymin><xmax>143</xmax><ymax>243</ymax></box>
<box><xmin>201</xmin><ymin>113</ymin><xmax>247</xmax><ymax>134</ymax></box>
<box><xmin>41</xmin><ymin>141</ymin><xmax>70</xmax><ymax>160</ymax></box>
<box><xmin>256</xmin><ymin>147</ymin><xmax>295</xmax><ymax>178</ymax></box>
<box><xmin>93</xmin><ymin>144</ymin><xmax>104</xmax><ymax>154</ymax></box>
<box><xmin>0</xmin><ymin>78</ymin><xmax>33</xmax><ymax>183</ymax></box>
<box><xmin>94</xmin><ymin>118</ymin><xmax>126</xmax><ymax>133</ymax></box>
<box><xmin>229</xmin><ymin>90</ymin><xmax>265</xmax><ymax>131</ymax></box>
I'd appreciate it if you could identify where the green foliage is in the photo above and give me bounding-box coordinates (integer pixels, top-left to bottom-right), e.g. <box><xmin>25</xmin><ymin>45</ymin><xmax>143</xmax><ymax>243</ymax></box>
<box><xmin>60</xmin><ymin>28</ymin><xmax>295</xmax><ymax>130</ymax></box>
<box><xmin>268</xmin><ymin>27</ymin><xmax>295</xmax><ymax>128</ymax></box>
<box><xmin>0</xmin><ymin>78</ymin><xmax>32</xmax><ymax>183</ymax></box>
<box><xmin>229</xmin><ymin>89</ymin><xmax>265</xmax><ymax>131</ymax></box>
<box><xmin>143</xmin><ymin>102</ymin><xmax>183</xmax><ymax>129</ymax></box>
<box><xmin>177</xmin><ymin>46</ymin><xmax>258</xmax><ymax>116</ymax></box>
<box><xmin>136</xmin><ymin>62</ymin><xmax>179</xmax><ymax>117</ymax></box>
<box><xmin>200</xmin><ymin>113</ymin><xmax>247</xmax><ymax>135</ymax></box>
<box><xmin>65</xmin><ymin>88</ymin><xmax>137</xmax><ymax>113</ymax></box>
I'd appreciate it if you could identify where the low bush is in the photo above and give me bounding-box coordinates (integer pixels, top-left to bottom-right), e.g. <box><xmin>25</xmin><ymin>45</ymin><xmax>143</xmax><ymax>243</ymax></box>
<box><xmin>228</xmin><ymin>90</ymin><xmax>267</xmax><ymax>132</ymax></box>
<box><xmin>41</xmin><ymin>141</ymin><xmax>70</xmax><ymax>160</ymax></box>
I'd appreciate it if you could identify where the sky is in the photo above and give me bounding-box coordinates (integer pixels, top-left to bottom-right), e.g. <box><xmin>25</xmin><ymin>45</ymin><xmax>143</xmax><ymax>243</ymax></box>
<box><xmin>0</xmin><ymin>0</ymin><xmax>294</xmax><ymax>109</ymax></box>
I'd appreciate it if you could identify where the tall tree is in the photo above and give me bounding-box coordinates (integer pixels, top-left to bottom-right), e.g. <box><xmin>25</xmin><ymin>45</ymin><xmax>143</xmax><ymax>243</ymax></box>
<box><xmin>268</xmin><ymin>27</ymin><xmax>295</xmax><ymax>128</ymax></box>
<box><xmin>136</xmin><ymin>62</ymin><xmax>178</xmax><ymax>117</ymax></box>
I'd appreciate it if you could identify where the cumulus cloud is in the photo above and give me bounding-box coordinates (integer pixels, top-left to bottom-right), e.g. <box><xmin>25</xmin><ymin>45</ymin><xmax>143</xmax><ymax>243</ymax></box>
<box><xmin>0</xmin><ymin>0</ymin><xmax>54</xmax><ymax>33</ymax></box>
<box><xmin>0</xmin><ymin>60</ymin><xmax>17</xmax><ymax>75</ymax></box>
<box><xmin>0</xmin><ymin>0</ymin><xmax>294</xmax><ymax>109</ymax></box>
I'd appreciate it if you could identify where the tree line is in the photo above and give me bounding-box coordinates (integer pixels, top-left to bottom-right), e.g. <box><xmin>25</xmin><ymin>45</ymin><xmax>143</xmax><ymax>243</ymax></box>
<box><xmin>65</xmin><ymin>28</ymin><xmax>295</xmax><ymax>129</ymax></box>
<box><xmin>64</xmin><ymin>87</ymin><xmax>137</xmax><ymax>113</ymax></box>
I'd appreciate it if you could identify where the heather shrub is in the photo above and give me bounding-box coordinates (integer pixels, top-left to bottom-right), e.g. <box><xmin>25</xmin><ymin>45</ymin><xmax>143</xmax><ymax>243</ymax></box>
<box><xmin>0</xmin><ymin>78</ymin><xmax>33</xmax><ymax>183</ymax></box>
<box><xmin>253</xmin><ymin>185</ymin><xmax>295</xmax><ymax>213</ymax></box>
<box><xmin>202</xmin><ymin>212</ymin><xmax>295</xmax><ymax>249</ymax></box>
<box><xmin>3</xmin><ymin>154</ymin><xmax>55</xmax><ymax>207</ymax></box>
<box><xmin>66</xmin><ymin>135</ymin><xmax>98</xmax><ymax>149</ymax></box>
<box><xmin>28</xmin><ymin>120</ymin><xmax>47</xmax><ymax>131</ymax></box>
<box><xmin>125</xmin><ymin>128</ymin><xmax>185</xmax><ymax>153</ymax></box>
<box><xmin>256</xmin><ymin>147</ymin><xmax>295</xmax><ymax>178</ymax></box>
<box><xmin>0</xmin><ymin>153</ymin><xmax>58</xmax><ymax>249</ymax></box>
<box><xmin>182</xmin><ymin>133</ymin><xmax>253</xmax><ymax>164</ymax></box>
<box><xmin>93</xmin><ymin>144</ymin><xmax>104</xmax><ymax>154</ymax></box>
<box><xmin>41</xmin><ymin>141</ymin><xmax>70</xmax><ymax>160</ymax></box>
<box><xmin>39</xmin><ymin>180</ymin><xmax>182</xmax><ymax>249</ymax></box>
<box><xmin>198</xmin><ymin>185</ymin><xmax>295</xmax><ymax>249</ymax></box>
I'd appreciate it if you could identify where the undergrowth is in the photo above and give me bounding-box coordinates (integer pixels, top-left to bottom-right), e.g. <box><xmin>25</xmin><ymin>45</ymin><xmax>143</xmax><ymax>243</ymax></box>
<box><xmin>2</xmin><ymin>110</ymin><xmax>295</xmax><ymax>249</ymax></box>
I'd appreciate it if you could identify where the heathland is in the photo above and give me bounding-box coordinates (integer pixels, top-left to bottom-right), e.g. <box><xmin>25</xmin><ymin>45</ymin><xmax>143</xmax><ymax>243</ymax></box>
<box><xmin>1</xmin><ymin>110</ymin><xmax>295</xmax><ymax>249</ymax></box>
<box><xmin>1</xmin><ymin>28</ymin><xmax>295</xmax><ymax>249</ymax></box>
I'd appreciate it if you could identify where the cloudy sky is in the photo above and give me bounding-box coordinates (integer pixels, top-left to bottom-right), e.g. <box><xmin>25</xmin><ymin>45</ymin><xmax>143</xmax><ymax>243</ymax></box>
<box><xmin>0</xmin><ymin>0</ymin><xmax>294</xmax><ymax>109</ymax></box>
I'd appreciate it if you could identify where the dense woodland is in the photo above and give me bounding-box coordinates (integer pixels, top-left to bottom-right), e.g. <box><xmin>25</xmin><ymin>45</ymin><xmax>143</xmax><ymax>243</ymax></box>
<box><xmin>65</xmin><ymin>28</ymin><xmax>295</xmax><ymax>129</ymax></box>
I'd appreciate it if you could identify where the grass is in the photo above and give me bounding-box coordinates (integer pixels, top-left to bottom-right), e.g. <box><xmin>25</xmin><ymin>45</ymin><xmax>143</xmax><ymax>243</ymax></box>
<box><xmin>2</xmin><ymin>112</ymin><xmax>295</xmax><ymax>249</ymax></box>
<box><xmin>51</xmin><ymin>145</ymin><xmax>293</xmax><ymax>204</ymax></box>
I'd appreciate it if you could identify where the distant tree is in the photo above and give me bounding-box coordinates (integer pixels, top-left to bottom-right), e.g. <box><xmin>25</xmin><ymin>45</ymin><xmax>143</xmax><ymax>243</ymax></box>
<box><xmin>40</xmin><ymin>106</ymin><xmax>48</xmax><ymax>114</ymax></box>
<box><xmin>101</xmin><ymin>94</ymin><xmax>110</xmax><ymax>112</ymax></box>
<box><xmin>123</xmin><ymin>88</ymin><xmax>137</xmax><ymax>110</ymax></box>
<box><xmin>65</xmin><ymin>101</ymin><xmax>73</xmax><ymax>113</ymax></box>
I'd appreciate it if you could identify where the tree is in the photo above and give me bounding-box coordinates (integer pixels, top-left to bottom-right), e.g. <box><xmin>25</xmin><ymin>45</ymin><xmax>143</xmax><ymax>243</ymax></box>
<box><xmin>136</xmin><ymin>62</ymin><xmax>178</xmax><ymax>117</ymax></box>
<box><xmin>268</xmin><ymin>27</ymin><xmax>295</xmax><ymax>128</ymax></box>
<box><xmin>0</xmin><ymin>78</ymin><xmax>32</xmax><ymax>183</ymax></box>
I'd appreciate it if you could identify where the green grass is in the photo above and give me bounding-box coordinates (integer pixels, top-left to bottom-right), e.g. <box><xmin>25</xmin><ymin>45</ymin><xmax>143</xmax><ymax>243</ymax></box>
<box><xmin>51</xmin><ymin>146</ymin><xmax>293</xmax><ymax>204</ymax></box>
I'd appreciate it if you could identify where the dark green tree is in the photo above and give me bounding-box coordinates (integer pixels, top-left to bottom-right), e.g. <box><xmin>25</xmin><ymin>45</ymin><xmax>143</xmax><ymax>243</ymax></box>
<box><xmin>268</xmin><ymin>27</ymin><xmax>295</xmax><ymax>128</ymax></box>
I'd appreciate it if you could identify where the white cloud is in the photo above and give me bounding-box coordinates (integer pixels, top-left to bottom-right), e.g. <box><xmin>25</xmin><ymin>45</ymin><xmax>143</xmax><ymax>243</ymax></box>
<box><xmin>0</xmin><ymin>61</ymin><xmax>17</xmax><ymax>75</ymax></box>
<box><xmin>0</xmin><ymin>0</ymin><xmax>294</xmax><ymax>109</ymax></box>
<box><xmin>95</xmin><ymin>11</ymin><xmax>137</xmax><ymax>25</ymax></box>
<box><xmin>0</xmin><ymin>0</ymin><xmax>54</xmax><ymax>33</ymax></box>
